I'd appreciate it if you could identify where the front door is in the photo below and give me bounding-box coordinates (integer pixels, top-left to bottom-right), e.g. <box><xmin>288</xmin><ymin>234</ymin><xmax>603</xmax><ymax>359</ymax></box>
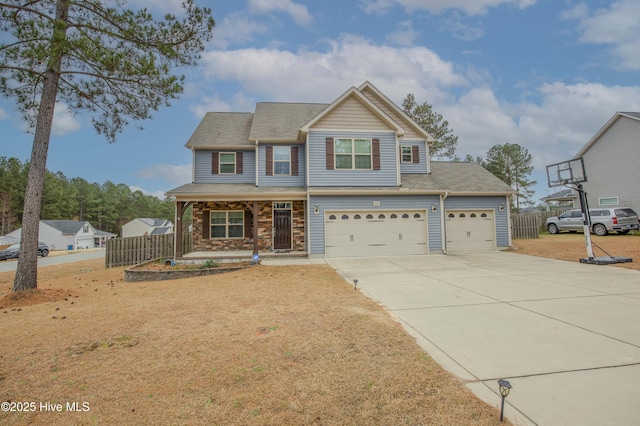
<box><xmin>274</xmin><ymin>209</ymin><xmax>292</xmax><ymax>250</ymax></box>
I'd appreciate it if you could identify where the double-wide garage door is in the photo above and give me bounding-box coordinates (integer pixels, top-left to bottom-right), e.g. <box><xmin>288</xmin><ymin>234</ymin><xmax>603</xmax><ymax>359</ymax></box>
<box><xmin>445</xmin><ymin>210</ymin><xmax>495</xmax><ymax>251</ymax></box>
<box><xmin>325</xmin><ymin>210</ymin><xmax>427</xmax><ymax>257</ymax></box>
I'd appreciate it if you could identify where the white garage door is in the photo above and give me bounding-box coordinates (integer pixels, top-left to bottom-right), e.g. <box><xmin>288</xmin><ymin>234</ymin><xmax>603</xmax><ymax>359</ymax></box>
<box><xmin>325</xmin><ymin>210</ymin><xmax>427</xmax><ymax>257</ymax></box>
<box><xmin>445</xmin><ymin>210</ymin><xmax>495</xmax><ymax>252</ymax></box>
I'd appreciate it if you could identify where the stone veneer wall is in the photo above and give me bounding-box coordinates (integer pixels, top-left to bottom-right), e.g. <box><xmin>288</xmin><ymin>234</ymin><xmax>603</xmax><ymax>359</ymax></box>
<box><xmin>192</xmin><ymin>201</ymin><xmax>305</xmax><ymax>252</ymax></box>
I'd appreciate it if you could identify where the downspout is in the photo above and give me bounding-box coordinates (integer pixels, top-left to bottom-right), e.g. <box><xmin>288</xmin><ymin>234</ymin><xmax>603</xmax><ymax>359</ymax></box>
<box><xmin>191</xmin><ymin>148</ymin><xmax>196</xmax><ymax>183</ymax></box>
<box><xmin>305</xmin><ymin>133</ymin><xmax>311</xmax><ymax>254</ymax></box>
<box><xmin>506</xmin><ymin>194</ymin><xmax>513</xmax><ymax>249</ymax></box>
<box><xmin>254</xmin><ymin>140</ymin><xmax>259</xmax><ymax>186</ymax></box>
<box><xmin>396</xmin><ymin>133</ymin><xmax>401</xmax><ymax>186</ymax></box>
<box><xmin>305</xmin><ymin>133</ymin><xmax>310</xmax><ymax>188</ymax></box>
<box><xmin>440</xmin><ymin>191</ymin><xmax>449</xmax><ymax>254</ymax></box>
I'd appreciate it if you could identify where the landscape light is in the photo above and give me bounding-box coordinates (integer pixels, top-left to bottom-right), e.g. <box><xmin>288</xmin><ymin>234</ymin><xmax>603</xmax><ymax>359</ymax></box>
<box><xmin>497</xmin><ymin>378</ymin><xmax>512</xmax><ymax>422</ymax></box>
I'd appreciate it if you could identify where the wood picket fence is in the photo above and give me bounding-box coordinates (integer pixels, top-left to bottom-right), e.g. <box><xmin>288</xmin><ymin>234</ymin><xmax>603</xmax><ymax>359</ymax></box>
<box><xmin>105</xmin><ymin>233</ymin><xmax>192</xmax><ymax>268</ymax></box>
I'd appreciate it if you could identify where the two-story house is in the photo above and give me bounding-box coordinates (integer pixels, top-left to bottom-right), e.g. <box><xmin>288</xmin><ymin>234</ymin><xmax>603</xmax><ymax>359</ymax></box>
<box><xmin>167</xmin><ymin>82</ymin><xmax>513</xmax><ymax>259</ymax></box>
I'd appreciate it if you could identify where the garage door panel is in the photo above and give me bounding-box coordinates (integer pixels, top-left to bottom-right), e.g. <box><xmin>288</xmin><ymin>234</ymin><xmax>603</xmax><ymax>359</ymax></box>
<box><xmin>325</xmin><ymin>210</ymin><xmax>427</xmax><ymax>257</ymax></box>
<box><xmin>446</xmin><ymin>210</ymin><xmax>495</xmax><ymax>252</ymax></box>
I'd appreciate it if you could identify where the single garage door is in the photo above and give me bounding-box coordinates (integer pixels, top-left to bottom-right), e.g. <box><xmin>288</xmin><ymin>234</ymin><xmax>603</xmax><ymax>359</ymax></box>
<box><xmin>325</xmin><ymin>210</ymin><xmax>427</xmax><ymax>257</ymax></box>
<box><xmin>446</xmin><ymin>210</ymin><xmax>495</xmax><ymax>252</ymax></box>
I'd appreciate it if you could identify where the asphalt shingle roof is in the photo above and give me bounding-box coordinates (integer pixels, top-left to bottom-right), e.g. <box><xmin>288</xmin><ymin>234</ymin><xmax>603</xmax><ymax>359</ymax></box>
<box><xmin>248</xmin><ymin>102</ymin><xmax>328</xmax><ymax>141</ymax></box>
<box><xmin>167</xmin><ymin>162</ymin><xmax>513</xmax><ymax>197</ymax></box>
<box><xmin>41</xmin><ymin>220</ymin><xmax>87</xmax><ymax>234</ymax></box>
<box><xmin>185</xmin><ymin>112</ymin><xmax>254</xmax><ymax>148</ymax></box>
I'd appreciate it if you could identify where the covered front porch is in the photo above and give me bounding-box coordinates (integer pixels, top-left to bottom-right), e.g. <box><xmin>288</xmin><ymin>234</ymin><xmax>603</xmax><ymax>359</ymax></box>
<box><xmin>172</xmin><ymin>192</ymin><xmax>307</xmax><ymax>260</ymax></box>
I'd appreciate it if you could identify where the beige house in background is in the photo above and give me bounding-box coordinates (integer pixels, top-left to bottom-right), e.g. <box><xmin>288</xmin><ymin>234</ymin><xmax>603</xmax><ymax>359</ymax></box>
<box><xmin>121</xmin><ymin>218</ymin><xmax>174</xmax><ymax>238</ymax></box>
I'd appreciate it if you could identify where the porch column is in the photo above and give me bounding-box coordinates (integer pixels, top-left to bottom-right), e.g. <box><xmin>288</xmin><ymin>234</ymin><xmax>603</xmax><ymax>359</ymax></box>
<box><xmin>245</xmin><ymin>201</ymin><xmax>268</xmax><ymax>255</ymax></box>
<box><xmin>175</xmin><ymin>201</ymin><xmax>192</xmax><ymax>259</ymax></box>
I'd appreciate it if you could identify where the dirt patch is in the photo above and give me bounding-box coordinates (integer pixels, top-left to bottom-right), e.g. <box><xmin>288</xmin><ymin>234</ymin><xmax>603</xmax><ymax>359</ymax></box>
<box><xmin>510</xmin><ymin>233</ymin><xmax>640</xmax><ymax>270</ymax></box>
<box><xmin>0</xmin><ymin>259</ymin><xmax>508</xmax><ymax>425</ymax></box>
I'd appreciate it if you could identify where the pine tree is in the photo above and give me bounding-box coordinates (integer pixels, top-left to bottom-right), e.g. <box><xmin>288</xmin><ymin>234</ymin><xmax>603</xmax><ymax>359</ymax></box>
<box><xmin>0</xmin><ymin>0</ymin><xmax>214</xmax><ymax>292</ymax></box>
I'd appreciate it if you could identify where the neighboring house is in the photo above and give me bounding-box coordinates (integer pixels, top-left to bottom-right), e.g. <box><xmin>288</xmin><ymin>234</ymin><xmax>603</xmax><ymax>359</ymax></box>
<box><xmin>572</xmin><ymin>112</ymin><xmax>640</xmax><ymax>213</ymax></box>
<box><xmin>541</xmin><ymin>188</ymin><xmax>576</xmax><ymax>209</ymax></box>
<box><xmin>167</xmin><ymin>82</ymin><xmax>514</xmax><ymax>258</ymax></box>
<box><xmin>0</xmin><ymin>234</ymin><xmax>19</xmax><ymax>246</ymax></box>
<box><xmin>121</xmin><ymin>218</ymin><xmax>174</xmax><ymax>237</ymax></box>
<box><xmin>9</xmin><ymin>220</ymin><xmax>116</xmax><ymax>250</ymax></box>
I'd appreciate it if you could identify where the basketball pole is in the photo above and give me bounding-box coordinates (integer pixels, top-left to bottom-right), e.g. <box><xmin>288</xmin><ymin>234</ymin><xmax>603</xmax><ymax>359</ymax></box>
<box><xmin>576</xmin><ymin>183</ymin><xmax>595</xmax><ymax>259</ymax></box>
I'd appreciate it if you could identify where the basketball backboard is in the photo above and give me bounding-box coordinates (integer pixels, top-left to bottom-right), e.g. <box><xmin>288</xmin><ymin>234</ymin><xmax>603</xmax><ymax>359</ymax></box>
<box><xmin>546</xmin><ymin>158</ymin><xmax>587</xmax><ymax>187</ymax></box>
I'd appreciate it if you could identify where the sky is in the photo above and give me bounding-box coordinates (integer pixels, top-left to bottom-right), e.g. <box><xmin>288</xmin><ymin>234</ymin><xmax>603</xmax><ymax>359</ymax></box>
<box><xmin>1</xmin><ymin>0</ymin><xmax>639</xmax><ymax>203</ymax></box>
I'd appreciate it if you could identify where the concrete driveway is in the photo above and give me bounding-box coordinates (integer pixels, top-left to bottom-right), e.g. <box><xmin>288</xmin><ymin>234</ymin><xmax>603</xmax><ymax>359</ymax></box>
<box><xmin>327</xmin><ymin>251</ymin><xmax>640</xmax><ymax>426</ymax></box>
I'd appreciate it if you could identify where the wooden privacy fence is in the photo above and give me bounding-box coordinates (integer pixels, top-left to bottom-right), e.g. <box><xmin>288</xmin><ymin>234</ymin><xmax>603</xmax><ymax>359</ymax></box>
<box><xmin>511</xmin><ymin>207</ymin><xmax>568</xmax><ymax>239</ymax></box>
<box><xmin>511</xmin><ymin>214</ymin><xmax>540</xmax><ymax>239</ymax></box>
<box><xmin>105</xmin><ymin>233</ymin><xmax>192</xmax><ymax>268</ymax></box>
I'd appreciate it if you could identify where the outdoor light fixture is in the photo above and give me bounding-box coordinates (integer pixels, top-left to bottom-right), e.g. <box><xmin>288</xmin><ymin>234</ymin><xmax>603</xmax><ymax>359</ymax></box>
<box><xmin>497</xmin><ymin>378</ymin><xmax>512</xmax><ymax>422</ymax></box>
<box><xmin>314</xmin><ymin>204</ymin><xmax>319</xmax><ymax>214</ymax></box>
<box><xmin>499</xmin><ymin>204</ymin><xmax>505</xmax><ymax>212</ymax></box>
<box><xmin>432</xmin><ymin>204</ymin><xmax>437</xmax><ymax>213</ymax></box>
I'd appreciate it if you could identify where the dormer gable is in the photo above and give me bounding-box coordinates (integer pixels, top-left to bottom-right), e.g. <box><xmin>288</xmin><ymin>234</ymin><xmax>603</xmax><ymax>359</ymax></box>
<box><xmin>358</xmin><ymin>81</ymin><xmax>435</xmax><ymax>143</ymax></box>
<box><xmin>300</xmin><ymin>86</ymin><xmax>405</xmax><ymax>136</ymax></box>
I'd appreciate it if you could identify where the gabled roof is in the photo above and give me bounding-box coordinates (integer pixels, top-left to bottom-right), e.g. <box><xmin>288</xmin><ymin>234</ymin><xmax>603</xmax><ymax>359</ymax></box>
<box><xmin>540</xmin><ymin>188</ymin><xmax>575</xmax><ymax>202</ymax></box>
<box><xmin>150</xmin><ymin>227</ymin><xmax>172</xmax><ymax>235</ymax></box>
<box><xmin>574</xmin><ymin>111</ymin><xmax>640</xmax><ymax>159</ymax></box>
<box><xmin>138</xmin><ymin>218</ymin><xmax>171</xmax><ymax>227</ymax></box>
<box><xmin>299</xmin><ymin>86</ymin><xmax>406</xmax><ymax>136</ymax></box>
<box><xmin>249</xmin><ymin>102</ymin><xmax>328</xmax><ymax>142</ymax></box>
<box><xmin>186</xmin><ymin>112</ymin><xmax>254</xmax><ymax>149</ymax></box>
<box><xmin>41</xmin><ymin>220</ymin><xmax>89</xmax><ymax>235</ymax></box>
<box><xmin>358</xmin><ymin>81</ymin><xmax>435</xmax><ymax>142</ymax></box>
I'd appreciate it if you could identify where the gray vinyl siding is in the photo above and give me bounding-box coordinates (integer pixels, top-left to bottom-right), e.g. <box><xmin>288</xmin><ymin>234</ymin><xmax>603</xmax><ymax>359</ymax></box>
<box><xmin>307</xmin><ymin>130</ymin><xmax>398</xmax><ymax>187</ymax></box>
<box><xmin>399</xmin><ymin>140</ymin><xmax>428</xmax><ymax>174</ymax></box>
<box><xmin>194</xmin><ymin>150</ymin><xmax>255</xmax><ymax>184</ymax></box>
<box><xmin>308</xmin><ymin>194</ymin><xmax>441</xmax><ymax>254</ymax></box>
<box><xmin>258</xmin><ymin>145</ymin><xmax>306</xmax><ymax>187</ymax></box>
<box><xmin>444</xmin><ymin>196</ymin><xmax>510</xmax><ymax>248</ymax></box>
<box><xmin>580</xmin><ymin>116</ymin><xmax>640</xmax><ymax>213</ymax></box>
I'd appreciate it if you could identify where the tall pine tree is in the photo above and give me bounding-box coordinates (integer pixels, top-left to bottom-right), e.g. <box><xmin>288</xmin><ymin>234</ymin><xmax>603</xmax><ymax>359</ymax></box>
<box><xmin>0</xmin><ymin>1</ymin><xmax>214</xmax><ymax>292</ymax></box>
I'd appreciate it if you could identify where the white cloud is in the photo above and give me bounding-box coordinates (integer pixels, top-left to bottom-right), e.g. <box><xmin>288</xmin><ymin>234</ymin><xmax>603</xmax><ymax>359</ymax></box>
<box><xmin>129</xmin><ymin>185</ymin><xmax>167</xmax><ymax>200</ymax></box>
<box><xmin>385</xmin><ymin>20</ymin><xmax>420</xmax><ymax>46</ymax></box>
<box><xmin>52</xmin><ymin>102</ymin><xmax>81</xmax><ymax>136</ymax></box>
<box><xmin>565</xmin><ymin>0</ymin><xmax>640</xmax><ymax>70</ymax></box>
<box><xmin>440</xmin><ymin>81</ymin><xmax>640</xmax><ymax>196</ymax></box>
<box><xmin>438</xmin><ymin>12</ymin><xmax>485</xmax><ymax>41</ymax></box>
<box><xmin>200</xmin><ymin>35</ymin><xmax>467</xmax><ymax>104</ymax></box>
<box><xmin>190</xmin><ymin>92</ymin><xmax>256</xmax><ymax>117</ymax></box>
<box><xmin>0</xmin><ymin>108</ymin><xmax>8</xmax><ymax>120</ymax></box>
<box><xmin>248</xmin><ymin>0</ymin><xmax>313</xmax><ymax>26</ymax></box>
<box><xmin>211</xmin><ymin>12</ymin><xmax>270</xmax><ymax>49</ymax></box>
<box><xmin>362</xmin><ymin>0</ymin><xmax>536</xmax><ymax>15</ymax></box>
<box><xmin>136</xmin><ymin>163</ymin><xmax>192</xmax><ymax>186</ymax></box>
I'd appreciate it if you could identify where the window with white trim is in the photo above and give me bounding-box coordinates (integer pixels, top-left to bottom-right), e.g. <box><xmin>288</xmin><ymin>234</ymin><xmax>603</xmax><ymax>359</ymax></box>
<box><xmin>210</xmin><ymin>211</ymin><xmax>244</xmax><ymax>238</ymax></box>
<box><xmin>599</xmin><ymin>197</ymin><xmax>619</xmax><ymax>206</ymax></box>
<box><xmin>273</xmin><ymin>147</ymin><xmax>291</xmax><ymax>175</ymax></box>
<box><xmin>219</xmin><ymin>153</ymin><xmax>236</xmax><ymax>174</ymax></box>
<box><xmin>401</xmin><ymin>145</ymin><xmax>412</xmax><ymax>163</ymax></box>
<box><xmin>335</xmin><ymin>138</ymin><xmax>372</xmax><ymax>170</ymax></box>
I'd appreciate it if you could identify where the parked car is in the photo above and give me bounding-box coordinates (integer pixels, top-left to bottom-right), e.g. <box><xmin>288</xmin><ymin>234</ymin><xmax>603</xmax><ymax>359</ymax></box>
<box><xmin>0</xmin><ymin>242</ymin><xmax>50</xmax><ymax>261</ymax></box>
<box><xmin>546</xmin><ymin>207</ymin><xmax>639</xmax><ymax>236</ymax></box>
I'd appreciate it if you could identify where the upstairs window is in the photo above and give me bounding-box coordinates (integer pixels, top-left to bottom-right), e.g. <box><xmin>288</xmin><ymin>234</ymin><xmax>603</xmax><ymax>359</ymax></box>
<box><xmin>401</xmin><ymin>146</ymin><xmax>413</xmax><ymax>163</ymax></box>
<box><xmin>335</xmin><ymin>138</ymin><xmax>372</xmax><ymax>170</ymax></box>
<box><xmin>274</xmin><ymin>147</ymin><xmax>291</xmax><ymax>175</ymax></box>
<box><xmin>219</xmin><ymin>153</ymin><xmax>236</xmax><ymax>174</ymax></box>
